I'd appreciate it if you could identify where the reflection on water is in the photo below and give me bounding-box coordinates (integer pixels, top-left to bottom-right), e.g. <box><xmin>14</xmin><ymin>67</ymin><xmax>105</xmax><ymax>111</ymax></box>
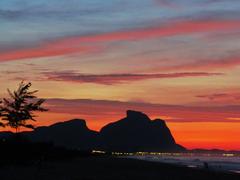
<box><xmin>232</xmin><ymin>170</ymin><xmax>240</xmax><ymax>174</ymax></box>
<box><xmin>127</xmin><ymin>152</ymin><xmax>240</xmax><ymax>173</ymax></box>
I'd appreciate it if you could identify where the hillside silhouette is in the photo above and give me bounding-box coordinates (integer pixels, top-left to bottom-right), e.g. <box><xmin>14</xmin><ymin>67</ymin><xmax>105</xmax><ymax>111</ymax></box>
<box><xmin>0</xmin><ymin>110</ymin><xmax>185</xmax><ymax>152</ymax></box>
<box><xmin>23</xmin><ymin>119</ymin><xmax>100</xmax><ymax>150</ymax></box>
<box><xmin>100</xmin><ymin>110</ymin><xmax>184</xmax><ymax>152</ymax></box>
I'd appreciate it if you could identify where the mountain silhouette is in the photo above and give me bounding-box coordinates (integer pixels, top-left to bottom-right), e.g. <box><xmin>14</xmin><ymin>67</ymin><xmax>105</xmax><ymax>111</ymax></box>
<box><xmin>23</xmin><ymin>119</ymin><xmax>100</xmax><ymax>150</ymax></box>
<box><xmin>100</xmin><ymin>110</ymin><xmax>184</xmax><ymax>152</ymax></box>
<box><xmin>0</xmin><ymin>110</ymin><xmax>185</xmax><ymax>152</ymax></box>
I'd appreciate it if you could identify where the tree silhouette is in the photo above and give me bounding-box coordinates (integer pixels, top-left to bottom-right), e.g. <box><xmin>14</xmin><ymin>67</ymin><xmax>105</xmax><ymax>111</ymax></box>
<box><xmin>0</xmin><ymin>81</ymin><xmax>48</xmax><ymax>133</ymax></box>
<box><xmin>0</xmin><ymin>100</ymin><xmax>4</xmax><ymax>127</ymax></box>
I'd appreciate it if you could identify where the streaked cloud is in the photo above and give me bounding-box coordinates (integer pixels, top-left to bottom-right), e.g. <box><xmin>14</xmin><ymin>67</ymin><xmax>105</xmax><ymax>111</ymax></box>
<box><xmin>44</xmin><ymin>71</ymin><xmax>223</xmax><ymax>85</ymax></box>
<box><xmin>0</xmin><ymin>19</ymin><xmax>239</xmax><ymax>62</ymax></box>
<box><xmin>196</xmin><ymin>93</ymin><xmax>240</xmax><ymax>100</ymax></box>
<box><xmin>0</xmin><ymin>42</ymin><xmax>98</xmax><ymax>62</ymax></box>
<box><xmin>154</xmin><ymin>0</ymin><xmax>181</xmax><ymax>9</ymax></box>
<box><xmin>227</xmin><ymin>117</ymin><xmax>240</xmax><ymax>121</ymax></box>
<box><xmin>45</xmin><ymin>98</ymin><xmax>240</xmax><ymax>123</ymax></box>
<box><xmin>152</xmin><ymin>55</ymin><xmax>240</xmax><ymax>71</ymax></box>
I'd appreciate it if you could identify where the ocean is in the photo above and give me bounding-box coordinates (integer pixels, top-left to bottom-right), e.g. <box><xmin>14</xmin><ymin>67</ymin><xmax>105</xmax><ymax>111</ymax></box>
<box><xmin>128</xmin><ymin>153</ymin><xmax>240</xmax><ymax>174</ymax></box>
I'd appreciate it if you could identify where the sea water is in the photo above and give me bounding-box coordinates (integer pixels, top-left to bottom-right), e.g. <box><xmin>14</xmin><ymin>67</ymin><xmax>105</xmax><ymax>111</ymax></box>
<box><xmin>128</xmin><ymin>153</ymin><xmax>240</xmax><ymax>174</ymax></box>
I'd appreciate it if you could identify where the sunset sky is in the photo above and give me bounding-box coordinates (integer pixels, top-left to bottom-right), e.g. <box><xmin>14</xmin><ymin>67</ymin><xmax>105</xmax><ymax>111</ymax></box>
<box><xmin>0</xmin><ymin>0</ymin><xmax>240</xmax><ymax>150</ymax></box>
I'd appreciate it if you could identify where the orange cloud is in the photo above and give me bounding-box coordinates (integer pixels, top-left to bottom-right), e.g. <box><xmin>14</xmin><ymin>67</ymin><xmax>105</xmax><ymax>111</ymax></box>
<box><xmin>0</xmin><ymin>20</ymin><xmax>239</xmax><ymax>62</ymax></box>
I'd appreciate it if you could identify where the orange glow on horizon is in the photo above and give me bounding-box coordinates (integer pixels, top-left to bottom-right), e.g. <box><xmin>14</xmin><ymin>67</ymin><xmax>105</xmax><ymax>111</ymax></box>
<box><xmin>1</xmin><ymin>112</ymin><xmax>239</xmax><ymax>151</ymax></box>
<box><xmin>1</xmin><ymin>1</ymin><xmax>240</xmax><ymax>153</ymax></box>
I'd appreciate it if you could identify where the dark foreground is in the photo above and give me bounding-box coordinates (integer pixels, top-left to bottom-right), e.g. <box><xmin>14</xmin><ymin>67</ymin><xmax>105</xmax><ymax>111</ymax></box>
<box><xmin>0</xmin><ymin>156</ymin><xmax>239</xmax><ymax>180</ymax></box>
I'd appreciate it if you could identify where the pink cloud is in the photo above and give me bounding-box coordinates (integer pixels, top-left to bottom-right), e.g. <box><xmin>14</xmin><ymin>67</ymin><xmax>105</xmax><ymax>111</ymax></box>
<box><xmin>0</xmin><ymin>44</ymin><xmax>98</xmax><ymax>62</ymax></box>
<box><xmin>74</xmin><ymin>20</ymin><xmax>240</xmax><ymax>42</ymax></box>
<box><xmin>0</xmin><ymin>19</ymin><xmax>239</xmax><ymax>62</ymax></box>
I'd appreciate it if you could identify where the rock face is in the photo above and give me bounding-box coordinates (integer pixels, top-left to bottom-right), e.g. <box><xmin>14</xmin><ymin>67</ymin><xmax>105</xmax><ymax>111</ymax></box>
<box><xmin>100</xmin><ymin>110</ymin><xmax>185</xmax><ymax>152</ymax></box>
<box><xmin>0</xmin><ymin>110</ymin><xmax>185</xmax><ymax>152</ymax></box>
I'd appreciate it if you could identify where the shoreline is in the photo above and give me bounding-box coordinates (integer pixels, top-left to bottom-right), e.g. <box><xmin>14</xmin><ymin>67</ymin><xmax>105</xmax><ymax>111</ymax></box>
<box><xmin>126</xmin><ymin>154</ymin><xmax>240</xmax><ymax>174</ymax></box>
<box><xmin>0</xmin><ymin>156</ymin><xmax>239</xmax><ymax>180</ymax></box>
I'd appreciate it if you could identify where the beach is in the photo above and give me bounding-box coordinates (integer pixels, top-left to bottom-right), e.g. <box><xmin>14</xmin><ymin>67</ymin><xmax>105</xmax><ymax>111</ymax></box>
<box><xmin>0</xmin><ymin>156</ymin><xmax>239</xmax><ymax>180</ymax></box>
